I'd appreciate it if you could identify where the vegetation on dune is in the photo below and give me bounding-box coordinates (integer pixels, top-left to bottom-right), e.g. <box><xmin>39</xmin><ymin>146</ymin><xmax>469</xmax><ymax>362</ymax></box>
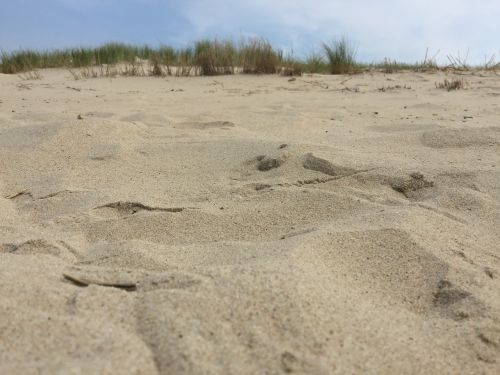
<box><xmin>239</xmin><ymin>39</ymin><xmax>279</xmax><ymax>74</ymax></box>
<box><xmin>435</xmin><ymin>78</ymin><xmax>465</xmax><ymax>91</ymax></box>
<box><xmin>1</xmin><ymin>38</ymin><xmax>498</xmax><ymax>77</ymax></box>
<box><xmin>194</xmin><ymin>39</ymin><xmax>236</xmax><ymax>75</ymax></box>
<box><xmin>0</xmin><ymin>43</ymin><xmax>151</xmax><ymax>74</ymax></box>
<box><xmin>304</xmin><ymin>52</ymin><xmax>328</xmax><ymax>74</ymax></box>
<box><xmin>322</xmin><ymin>37</ymin><xmax>358</xmax><ymax>74</ymax></box>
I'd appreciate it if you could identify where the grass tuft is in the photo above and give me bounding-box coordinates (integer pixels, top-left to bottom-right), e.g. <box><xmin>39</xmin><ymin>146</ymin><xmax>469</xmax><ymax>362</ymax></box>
<box><xmin>322</xmin><ymin>37</ymin><xmax>358</xmax><ymax>74</ymax></box>
<box><xmin>435</xmin><ymin>78</ymin><xmax>465</xmax><ymax>91</ymax></box>
<box><xmin>446</xmin><ymin>50</ymin><xmax>470</xmax><ymax>71</ymax></box>
<box><xmin>483</xmin><ymin>53</ymin><xmax>500</xmax><ymax>71</ymax></box>
<box><xmin>239</xmin><ymin>39</ymin><xmax>279</xmax><ymax>74</ymax></box>
<box><xmin>378</xmin><ymin>84</ymin><xmax>411</xmax><ymax>92</ymax></box>
<box><xmin>379</xmin><ymin>58</ymin><xmax>413</xmax><ymax>73</ymax></box>
<box><xmin>304</xmin><ymin>52</ymin><xmax>328</xmax><ymax>74</ymax></box>
<box><xmin>416</xmin><ymin>48</ymin><xmax>440</xmax><ymax>71</ymax></box>
<box><xmin>194</xmin><ymin>39</ymin><xmax>236</xmax><ymax>75</ymax></box>
<box><xmin>279</xmin><ymin>51</ymin><xmax>303</xmax><ymax>76</ymax></box>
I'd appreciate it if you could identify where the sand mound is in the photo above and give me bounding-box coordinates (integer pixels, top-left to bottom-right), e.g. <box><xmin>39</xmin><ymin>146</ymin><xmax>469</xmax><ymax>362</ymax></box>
<box><xmin>297</xmin><ymin>228</ymin><xmax>450</xmax><ymax>313</ymax></box>
<box><xmin>421</xmin><ymin>127</ymin><xmax>500</xmax><ymax>148</ymax></box>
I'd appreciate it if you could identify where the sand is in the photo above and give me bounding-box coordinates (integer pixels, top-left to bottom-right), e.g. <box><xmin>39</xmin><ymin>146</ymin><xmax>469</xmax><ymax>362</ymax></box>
<box><xmin>1</xmin><ymin>69</ymin><xmax>499</xmax><ymax>374</ymax></box>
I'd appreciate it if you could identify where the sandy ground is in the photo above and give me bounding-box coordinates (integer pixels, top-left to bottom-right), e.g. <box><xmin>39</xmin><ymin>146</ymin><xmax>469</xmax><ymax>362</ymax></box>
<box><xmin>0</xmin><ymin>69</ymin><xmax>499</xmax><ymax>374</ymax></box>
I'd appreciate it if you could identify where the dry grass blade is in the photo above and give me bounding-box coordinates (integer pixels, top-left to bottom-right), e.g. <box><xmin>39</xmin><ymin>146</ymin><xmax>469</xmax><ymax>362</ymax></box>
<box><xmin>483</xmin><ymin>53</ymin><xmax>500</xmax><ymax>71</ymax></box>
<box><xmin>417</xmin><ymin>48</ymin><xmax>440</xmax><ymax>71</ymax></box>
<box><xmin>378</xmin><ymin>84</ymin><xmax>411</xmax><ymax>92</ymax></box>
<box><xmin>446</xmin><ymin>49</ymin><xmax>470</xmax><ymax>70</ymax></box>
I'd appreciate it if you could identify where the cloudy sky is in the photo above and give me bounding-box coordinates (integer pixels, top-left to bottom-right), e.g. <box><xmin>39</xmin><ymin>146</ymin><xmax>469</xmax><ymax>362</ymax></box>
<box><xmin>1</xmin><ymin>0</ymin><xmax>499</xmax><ymax>63</ymax></box>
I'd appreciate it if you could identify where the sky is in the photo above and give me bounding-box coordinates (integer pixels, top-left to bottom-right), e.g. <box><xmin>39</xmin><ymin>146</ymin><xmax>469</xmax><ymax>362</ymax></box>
<box><xmin>1</xmin><ymin>0</ymin><xmax>499</xmax><ymax>64</ymax></box>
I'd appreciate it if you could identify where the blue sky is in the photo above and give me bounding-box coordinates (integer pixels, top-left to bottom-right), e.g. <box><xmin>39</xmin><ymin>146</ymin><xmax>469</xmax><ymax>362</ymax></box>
<box><xmin>1</xmin><ymin>0</ymin><xmax>499</xmax><ymax>63</ymax></box>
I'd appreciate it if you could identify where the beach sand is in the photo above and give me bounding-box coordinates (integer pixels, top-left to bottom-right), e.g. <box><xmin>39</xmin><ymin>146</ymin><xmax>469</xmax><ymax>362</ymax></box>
<box><xmin>1</xmin><ymin>69</ymin><xmax>499</xmax><ymax>374</ymax></box>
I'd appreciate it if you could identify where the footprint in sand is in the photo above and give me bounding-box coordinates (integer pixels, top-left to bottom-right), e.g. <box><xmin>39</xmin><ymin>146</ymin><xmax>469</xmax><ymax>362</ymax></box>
<box><xmin>433</xmin><ymin>279</ymin><xmax>484</xmax><ymax>321</ymax></box>
<box><xmin>255</xmin><ymin>155</ymin><xmax>285</xmax><ymax>171</ymax></box>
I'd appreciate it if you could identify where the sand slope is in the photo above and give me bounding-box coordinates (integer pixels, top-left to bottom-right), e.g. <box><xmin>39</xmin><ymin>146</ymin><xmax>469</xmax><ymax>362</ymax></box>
<box><xmin>1</xmin><ymin>70</ymin><xmax>500</xmax><ymax>374</ymax></box>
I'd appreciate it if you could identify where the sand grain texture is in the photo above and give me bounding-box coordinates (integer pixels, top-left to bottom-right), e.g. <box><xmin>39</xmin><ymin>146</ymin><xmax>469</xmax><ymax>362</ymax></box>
<box><xmin>1</xmin><ymin>70</ymin><xmax>499</xmax><ymax>374</ymax></box>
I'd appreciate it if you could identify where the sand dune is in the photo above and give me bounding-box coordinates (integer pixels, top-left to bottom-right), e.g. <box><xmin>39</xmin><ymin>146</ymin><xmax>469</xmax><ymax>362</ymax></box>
<box><xmin>1</xmin><ymin>70</ymin><xmax>499</xmax><ymax>374</ymax></box>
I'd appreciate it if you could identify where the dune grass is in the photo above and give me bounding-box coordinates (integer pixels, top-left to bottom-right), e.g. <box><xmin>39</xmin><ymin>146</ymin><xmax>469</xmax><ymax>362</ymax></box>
<box><xmin>365</xmin><ymin>49</ymin><xmax>442</xmax><ymax>73</ymax></box>
<box><xmin>194</xmin><ymin>39</ymin><xmax>236</xmax><ymax>75</ymax></box>
<box><xmin>279</xmin><ymin>59</ymin><xmax>303</xmax><ymax>76</ymax></box>
<box><xmin>238</xmin><ymin>39</ymin><xmax>279</xmax><ymax>74</ymax></box>
<box><xmin>0</xmin><ymin>43</ymin><xmax>155</xmax><ymax>74</ymax></box>
<box><xmin>303</xmin><ymin>52</ymin><xmax>329</xmax><ymax>74</ymax></box>
<box><xmin>0</xmin><ymin>39</ymin><xmax>288</xmax><ymax>77</ymax></box>
<box><xmin>322</xmin><ymin>37</ymin><xmax>358</xmax><ymax>74</ymax></box>
<box><xmin>371</xmin><ymin>58</ymin><xmax>416</xmax><ymax>73</ymax></box>
<box><xmin>2</xmin><ymin>38</ymin><xmax>498</xmax><ymax>77</ymax></box>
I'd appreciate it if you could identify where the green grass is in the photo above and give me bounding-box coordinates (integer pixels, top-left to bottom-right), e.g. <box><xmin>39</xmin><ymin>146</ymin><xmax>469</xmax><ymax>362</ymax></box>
<box><xmin>278</xmin><ymin>50</ymin><xmax>304</xmax><ymax>76</ymax></box>
<box><xmin>366</xmin><ymin>49</ymin><xmax>440</xmax><ymax>73</ymax></box>
<box><xmin>239</xmin><ymin>38</ymin><xmax>279</xmax><ymax>74</ymax></box>
<box><xmin>322</xmin><ymin>37</ymin><xmax>358</xmax><ymax>74</ymax></box>
<box><xmin>0</xmin><ymin>43</ymin><xmax>153</xmax><ymax>73</ymax></box>
<box><xmin>2</xmin><ymin>38</ymin><xmax>497</xmax><ymax>77</ymax></box>
<box><xmin>372</xmin><ymin>58</ymin><xmax>415</xmax><ymax>73</ymax></box>
<box><xmin>303</xmin><ymin>52</ymin><xmax>329</xmax><ymax>74</ymax></box>
<box><xmin>194</xmin><ymin>39</ymin><xmax>236</xmax><ymax>75</ymax></box>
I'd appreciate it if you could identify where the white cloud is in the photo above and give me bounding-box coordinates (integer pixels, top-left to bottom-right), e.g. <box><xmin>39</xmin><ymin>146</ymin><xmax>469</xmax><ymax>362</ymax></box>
<box><xmin>2</xmin><ymin>0</ymin><xmax>498</xmax><ymax>62</ymax></box>
<box><xmin>175</xmin><ymin>0</ymin><xmax>500</xmax><ymax>62</ymax></box>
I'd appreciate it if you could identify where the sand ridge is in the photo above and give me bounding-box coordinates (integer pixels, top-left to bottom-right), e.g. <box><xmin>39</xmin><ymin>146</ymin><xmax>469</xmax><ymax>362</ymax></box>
<box><xmin>1</xmin><ymin>70</ymin><xmax>500</xmax><ymax>374</ymax></box>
